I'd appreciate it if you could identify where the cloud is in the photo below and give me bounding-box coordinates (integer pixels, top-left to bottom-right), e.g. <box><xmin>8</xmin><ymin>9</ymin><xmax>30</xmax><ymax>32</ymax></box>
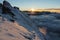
<box><xmin>30</xmin><ymin>13</ymin><xmax>60</xmax><ymax>33</ymax></box>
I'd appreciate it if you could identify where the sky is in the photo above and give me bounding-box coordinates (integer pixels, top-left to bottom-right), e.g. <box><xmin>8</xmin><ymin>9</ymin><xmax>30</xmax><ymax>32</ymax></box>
<box><xmin>0</xmin><ymin>0</ymin><xmax>60</xmax><ymax>10</ymax></box>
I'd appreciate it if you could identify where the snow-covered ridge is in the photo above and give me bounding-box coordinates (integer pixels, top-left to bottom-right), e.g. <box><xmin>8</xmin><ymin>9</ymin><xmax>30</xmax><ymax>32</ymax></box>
<box><xmin>0</xmin><ymin>0</ymin><xmax>46</xmax><ymax>40</ymax></box>
<box><xmin>0</xmin><ymin>0</ymin><xmax>60</xmax><ymax>40</ymax></box>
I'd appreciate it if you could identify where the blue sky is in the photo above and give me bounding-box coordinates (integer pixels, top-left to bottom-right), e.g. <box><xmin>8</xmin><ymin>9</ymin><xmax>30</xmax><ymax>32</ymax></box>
<box><xmin>0</xmin><ymin>0</ymin><xmax>60</xmax><ymax>10</ymax></box>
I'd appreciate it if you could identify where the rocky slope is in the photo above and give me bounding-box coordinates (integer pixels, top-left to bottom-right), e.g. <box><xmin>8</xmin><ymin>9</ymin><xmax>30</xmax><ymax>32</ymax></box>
<box><xmin>0</xmin><ymin>0</ymin><xmax>45</xmax><ymax>40</ymax></box>
<box><xmin>0</xmin><ymin>0</ymin><xmax>60</xmax><ymax>40</ymax></box>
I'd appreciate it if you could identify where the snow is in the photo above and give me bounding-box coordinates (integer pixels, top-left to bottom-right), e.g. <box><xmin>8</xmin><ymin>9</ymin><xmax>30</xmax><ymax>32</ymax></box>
<box><xmin>0</xmin><ymin>17</ymin><xmax>41</xmax><ymax>40</ymax></box>
<box><xmin>0</xmin><ymin>1</ymin><xmax>45</xmax><ymax>40</ymax></box>
<box><xmin>0</xmin><ymin>0</ymin><xmax>60</xmax><ymax>40</ymax></box>
<box><xmin>2</xmin><ymin>1</ymin><xmax>45</xmax><ymax>40</ymax></box>
<box><xmin>0</xmin><ymin>20</ymin><xmax>31</xmax><ymax>40</ymax></box>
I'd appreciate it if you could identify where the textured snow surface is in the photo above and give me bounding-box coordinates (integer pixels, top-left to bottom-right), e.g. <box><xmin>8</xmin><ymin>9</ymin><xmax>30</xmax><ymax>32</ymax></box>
<box><xmin>2</xmin><ymin>1</ymin><xmax>45</xmax><ymax>40</ymax></box>
<box><xmin>0</xmin><ymin>0</ymin><xmax>60</xmax><ymax>40</ymax></box>
<box><xmin>0</xmin><ymin>19</ymin><xmax>40</xmax><ymax>40</ymax></box>
<box><xmin>0</xmin><ymin>1</ymin><xmax>44</xmax><ymax>40</ymax></box>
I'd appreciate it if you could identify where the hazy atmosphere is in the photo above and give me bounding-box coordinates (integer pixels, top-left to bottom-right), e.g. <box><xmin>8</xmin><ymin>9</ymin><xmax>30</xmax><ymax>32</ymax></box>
<box><xmin>0</xmin><ymin>0</ymin><xmax>60</xmax><ymax>10</ymax></box>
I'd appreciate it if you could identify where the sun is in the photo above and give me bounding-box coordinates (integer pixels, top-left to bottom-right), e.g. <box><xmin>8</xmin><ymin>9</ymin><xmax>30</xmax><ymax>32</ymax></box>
<box><xmin>30</xmin><ymin>8</ymin><xmax>35</xmax><ymax>12</ymax></box>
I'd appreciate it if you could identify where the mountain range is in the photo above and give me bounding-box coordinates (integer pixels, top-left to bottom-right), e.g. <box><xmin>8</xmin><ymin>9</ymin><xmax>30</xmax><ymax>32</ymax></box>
<box><xmin>34</xmin><ymin>8</ymin><xmax>60</xmax><ymax>13</ymax></box>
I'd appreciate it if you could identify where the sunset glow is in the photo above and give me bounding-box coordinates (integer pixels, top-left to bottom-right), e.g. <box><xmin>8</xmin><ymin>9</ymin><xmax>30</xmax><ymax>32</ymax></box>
<box><xmin>30</xmin><ymin>8</ymin><xmax>35</xmax><ymax>12</ymax></box>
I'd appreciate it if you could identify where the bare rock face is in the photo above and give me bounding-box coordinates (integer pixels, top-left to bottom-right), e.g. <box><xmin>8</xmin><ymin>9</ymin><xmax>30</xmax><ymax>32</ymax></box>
<box><xmin>14</xmin><ymin>6</ymin><xmax>19</xmax><ymax>10</ymax></box>
<box><xmin>0</xmin><ymin>3</ymin><xmax>2</xmax><ymax>7</ymax></box>
<box><xmin>3</xmin><ymin>0</ymin><xmax>12</xmax><ymax>9</ymax></box>
<box><xmin>2</xmin><ymin>0</ymin><xmax>15</xmax><ymax>19</ymax></box>
<box><xmin>0</xmin><ymin>3</ymin><xmax>2</xmax><ymax>16</ymax></box>
<box><xmin>2</xmin><ymin>0</ymin><xmax>12</xmax><ymax>13</ymax></box>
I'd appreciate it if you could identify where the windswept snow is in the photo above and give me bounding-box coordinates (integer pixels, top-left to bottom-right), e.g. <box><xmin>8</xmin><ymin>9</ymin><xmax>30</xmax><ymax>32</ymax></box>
<box><xmin>0</xmin><ymin>0</ymin><xmax>45</xmax><ymax>40</ymax></box>
<box><xmin>0</xmin><ymin>20</ymin><xmax>40</xmax><ymax>40</ymax></box>
<box><xmin>0</xmin><ymin>0</ymin><xmax>60</xmax><ymax>40</ymax></box>
<box><xmin>2</xmin><ymin>1</ymin><xmax>45</xmax><ymax>40</ymax></box>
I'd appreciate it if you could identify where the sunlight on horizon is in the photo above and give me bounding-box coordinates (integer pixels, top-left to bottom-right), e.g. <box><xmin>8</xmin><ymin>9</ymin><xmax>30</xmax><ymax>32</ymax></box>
<box><xmin>30</xmin><ymin>8</ymin><xmax>35</xmax><ymax>11</ymax></box>
<box><xmin>0</xmin><ymin>0</ymin><xmax>60</xmax><ymax>13</ymax></box>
